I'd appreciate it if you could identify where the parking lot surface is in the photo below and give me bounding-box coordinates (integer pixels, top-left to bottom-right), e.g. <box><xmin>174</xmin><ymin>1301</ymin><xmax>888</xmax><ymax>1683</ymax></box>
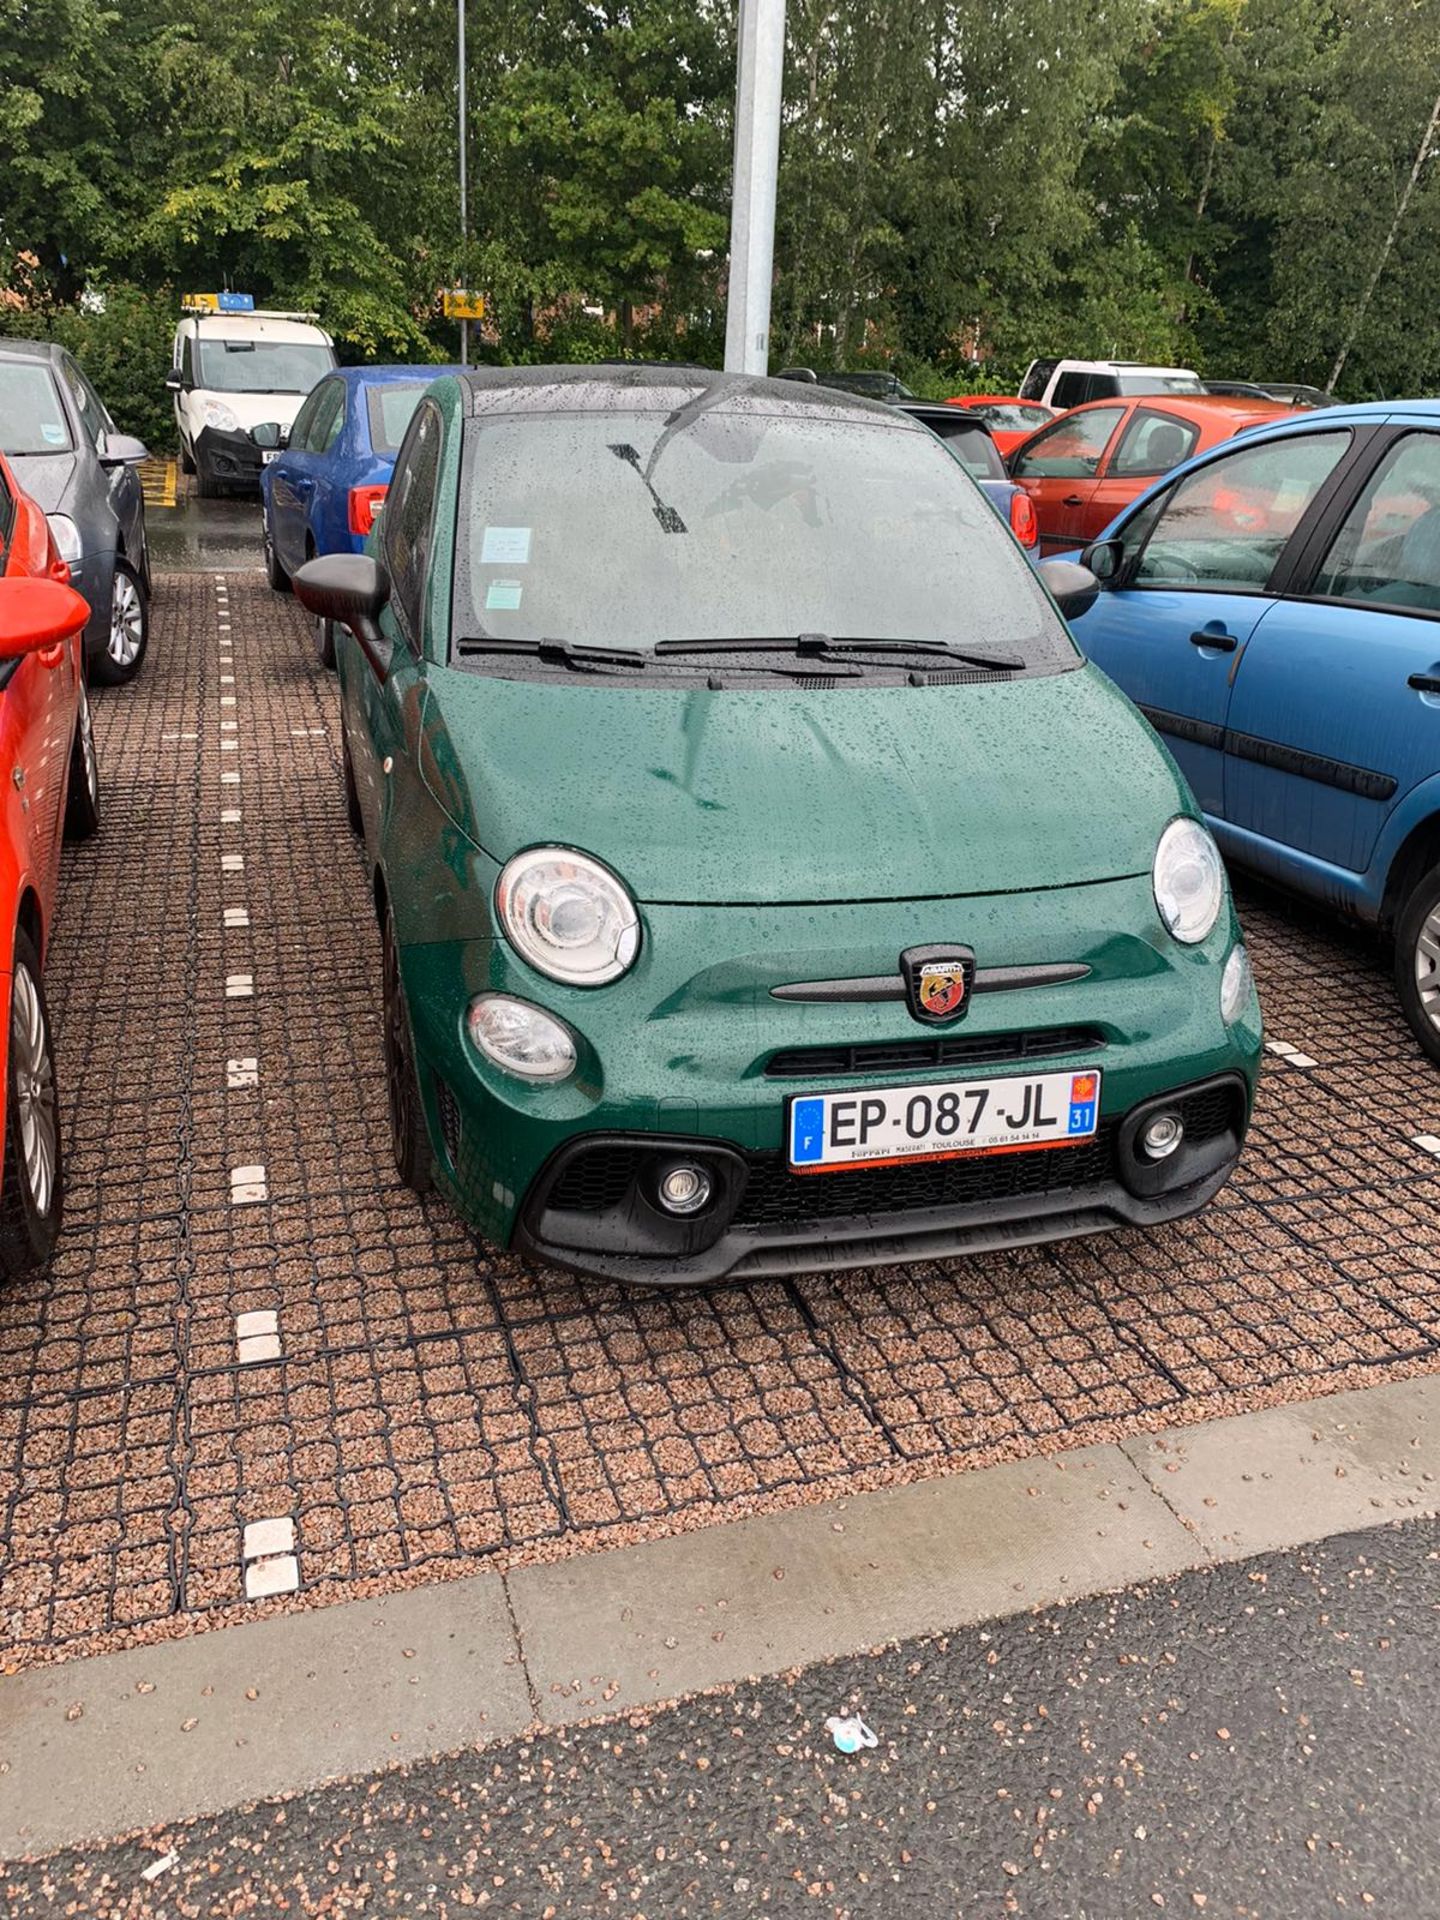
<box><xmin>5</xmin><ymin>557</ymin><xmax>1440</xmax><ymax>1671</ymax></box>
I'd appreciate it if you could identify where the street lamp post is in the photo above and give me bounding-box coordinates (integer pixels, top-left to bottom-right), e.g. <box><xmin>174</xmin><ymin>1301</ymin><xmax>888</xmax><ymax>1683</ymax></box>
<box><xmin>724</xmin><ymin>0</ymin><xmax>786</xmax><ymax>375</ymax></box>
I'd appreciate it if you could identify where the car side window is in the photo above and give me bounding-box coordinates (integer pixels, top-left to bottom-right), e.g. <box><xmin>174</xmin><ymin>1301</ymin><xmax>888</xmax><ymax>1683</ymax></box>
<box><xmin>383</xmin><ymin>399</ymin><xmax>443</xmax><ymax>645</ymax></box>
<box><xmin>1109</xmin><ymin>409</ymin><xmax>1200</xmax><ymax>479</ymax></box>
<box><xmin>1313</xmin><ymin>433</ymin><xmax>1440</xmax><ymax>614</ymax></box>
<box><xmin>1051</xmin><ymin>370</ymin><xmax>1093</xmax><ymax>411</ymax></box>
<box><xmin>0</xmin><ymin>464</ymin><xmax>13</xmax><ymax>551</ymax></box>
<box><xmin>1011</xmin><ymin>407</ymin><xmax>1124</xmax><ymax>480</ymax></box>
<box><xmin>288</xmin><ymin>387</ymin><xmax>322</xmax><ymax>451</ymax></box>
<box><xmin>1019</xmin><ymin>359</ymin><xmax>1058</xmax><ymax>403</ymax></box>
<box><xmin>299</xmin><ymin>381</ymin><xmax>343</xmax><ymax>454</ymax></box>
<box><xmin>59</xmin><ymin>357</ymin><xmax>101</xmax><ymax>449</ymax></box>
<box><xmin>1131</xmin><ymin>429</ymin><xmax>1352</xmax><ymax>592</ymax></box>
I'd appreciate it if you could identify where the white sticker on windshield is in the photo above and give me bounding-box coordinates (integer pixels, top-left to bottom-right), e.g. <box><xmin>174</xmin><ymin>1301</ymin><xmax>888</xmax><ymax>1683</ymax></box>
<box><xmin>485</xmin><ymin>579</ymin><xmax>523</xmax><ymax>611</ymax></box>
<box><xmin>41</xmin><ymin>423</ymin><xmax>66</xmax><ymax>446</ymax></box>
<box><xmin>481</xmin><ymin>526</ymin><xmax>531</xmax><ymax>565</ymax></box>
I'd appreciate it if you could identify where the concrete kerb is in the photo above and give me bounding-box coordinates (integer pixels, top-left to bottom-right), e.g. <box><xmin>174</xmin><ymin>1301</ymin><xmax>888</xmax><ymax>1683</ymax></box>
<box><xmin>3</xmin><ymin>1371</ymin><xmax>1440</xmax><ymax>1857</ymax></box>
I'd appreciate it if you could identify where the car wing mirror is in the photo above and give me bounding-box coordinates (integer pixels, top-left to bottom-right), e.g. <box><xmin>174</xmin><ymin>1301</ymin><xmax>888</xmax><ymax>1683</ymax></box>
<box><xmin>250</xmin><ymin>421</ymin><xmax>286</xmax><ymax>450</ymax></box>
<box><xmin>1080</xmin><ymin>537</ymin><xmax>1124</xmax><ymax>584</ymax></box>
<box><xmin>100</xmin><ymin>432</ymin><xmax>149</xmax><ymax>468</ymax></box>
<box><xmin>293</xmin><ymin>553</ymin><xmax>393</xmax><ymax>682</ymax></box>
<box><xmin>165</xmin><ymin>369</ymin><xmax>183</xmax><ymax>393</ymax></box>
<box><xmin>0</xmin><ymin>577</ymin><xmax>91</xmax><ymax>661</ymax></box>
<box><xmin>1038</xmin><ymin>558</ymin><xmax>1101</xmax><ymax>623</ymax></box>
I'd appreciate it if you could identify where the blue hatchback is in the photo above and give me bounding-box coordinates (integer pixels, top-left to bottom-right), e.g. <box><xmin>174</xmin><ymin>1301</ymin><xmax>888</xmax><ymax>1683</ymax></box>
<box><xmin>261</xmin><ymin>364</ymin><xmax>461</xmax><ymax>665</ymax></box>
<box><xmin>1067</xmin><ymin>398</ymin><xmax>1440</xmax><ymax>1060</ymax></box>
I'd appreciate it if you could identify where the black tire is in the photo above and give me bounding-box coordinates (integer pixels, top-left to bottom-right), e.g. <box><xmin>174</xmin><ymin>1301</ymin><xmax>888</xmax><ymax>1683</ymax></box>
<box><xmin>63</xmin><ymin>677</ymin><xmax>101</xmax><ymax>841</ymax></box>
<box><xmin>342</xmin><ymin>724</ymin><xmax>364</xmax><ymax>834</ymax></box>
<box><xmin>1394</xmin><ymin>864</ymin><xmax>1440</xmax><ymax>1065</ymax></box>
<box><xmin>315</xmin><ymin>614</ymin><xmax>336</xmax><ymax>670</ymax></box>
<box><xmin>0</xmin><ymin>930</ymin><xmax>64</xmax><ymax>1279</ymax></box>
<box><xmin>179</xmin><ymin>439</ymin><xmax>195</xmax><ymax>476</ymax></box>
<box><xmin>382</xmin><ymin>904</ymin><xmax>433</xmax><ymax>1194</ymax></box>
<box><xmin>263</xmin><ymin>509</ymin><xmax>290</xmax><ymax>593</ymax></box>
<box><xmin>196</xmin><ymin>462</ymin><xmax>219</xmax><ymax>500</ymax></box>
<box><xmin>89</xmin><ymin>557</ymin><xmax>149</xmax><ymax>687</ymax></box>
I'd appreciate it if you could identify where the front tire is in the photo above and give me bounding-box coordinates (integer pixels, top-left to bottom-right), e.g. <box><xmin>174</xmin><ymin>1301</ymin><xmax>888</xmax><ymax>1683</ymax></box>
<box><xmin>0</xmin><ymin>932</ymin><xmax>64</xmax><ymax>1279</ymax></box>
<box><xmin>341</xmin><ymin>724</ymin><xmax>364</xmax><ymax>834</ymax></box>
<box><xmin>315</xmin><ymin>614</ymin><xmax>336</xmax><ymax>670</ymax></box>
<box><xmin>179</xmin><ymin>440</ymin><xmax>195</xmax><ymax>476</ymax></box>
<box><xmin>63</xmin><ymin>677</ymin><xmax>101</xmax><ymax>840</ymax></box>
<box><xmin>382</xmin><ymin>905</ymin><xmax>433</xmax><ymax>1194</ymax></box>
<box><xmin>1395</xmin><ymin>866</ymin><xmax>1440</xmax><ymax>1064</ymax></box>
<box><xmin>90</xmin><ymin>557</ymin><xmax>149</xmax><ymax>687</ymax></box>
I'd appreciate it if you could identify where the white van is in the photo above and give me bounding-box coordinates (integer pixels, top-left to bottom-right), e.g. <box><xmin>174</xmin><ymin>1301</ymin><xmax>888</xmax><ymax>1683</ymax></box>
<box><xmin>168</xmin><ymin>302</ymin><xmax>336</xmax><ymax>496</ymax></box>
<box><xmin>1018</xmin><ymin>358</ymin><xmax>1202</xmax><ymax>411</ymax></box>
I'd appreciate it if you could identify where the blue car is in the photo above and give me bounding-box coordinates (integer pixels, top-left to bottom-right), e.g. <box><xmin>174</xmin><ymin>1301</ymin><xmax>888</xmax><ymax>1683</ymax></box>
<box><xmin>261</xmin><ymin>364</ymin><xmax>461</xmax><ymax>665</ymax></box>
<box><xmin>894</xmin><ymin>402</ymin><xmax>1040</xmax><ymax>561</ymax></box>
<box><xmin>1067</xmin><ymin>397</ymin><xmax>1440</xmax><ymax>1060</ymax></box>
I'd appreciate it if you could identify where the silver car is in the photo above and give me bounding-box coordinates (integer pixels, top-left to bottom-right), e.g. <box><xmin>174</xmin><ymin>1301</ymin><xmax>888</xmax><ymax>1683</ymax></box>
<box><xmin>0</xmin><ymin>340</ymin><xmax>151</xmax><ymax>684</ymax></box>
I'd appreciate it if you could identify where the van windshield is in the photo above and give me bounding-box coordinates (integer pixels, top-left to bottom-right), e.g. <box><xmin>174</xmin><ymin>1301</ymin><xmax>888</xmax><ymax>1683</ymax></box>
<box><xmin>196</xmin><ymin>340</ymin><xmax>336</xmax><ymax>395</ymax></box>
<box><xmin>453</xmin><ymin>403</ymin><xmax>1075</xmax><ymax>674</ymax></box>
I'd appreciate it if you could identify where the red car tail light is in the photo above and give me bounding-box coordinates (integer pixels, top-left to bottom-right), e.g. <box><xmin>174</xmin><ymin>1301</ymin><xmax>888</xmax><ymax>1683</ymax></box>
<box><xmin>348</xmin><ymin>485</ymin><xmax>388</xmax><ymax>536</ymax></box>
<box><xmin>1009</xmin><ymin>490</ymin><xmax>1038</xmax><ymax>549</ymax></box>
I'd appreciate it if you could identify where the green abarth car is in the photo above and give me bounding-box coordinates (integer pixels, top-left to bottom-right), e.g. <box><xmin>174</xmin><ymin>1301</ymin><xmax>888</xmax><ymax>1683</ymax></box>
<box><xmin>294</xmin><ymin>366</ymin><xmax>1261</xmax><ymax>1286</ymax></box>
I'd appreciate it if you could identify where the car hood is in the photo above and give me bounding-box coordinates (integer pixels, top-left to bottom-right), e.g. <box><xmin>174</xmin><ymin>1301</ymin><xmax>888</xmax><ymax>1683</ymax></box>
<box><xmin>3</xmin><ymin>452</ymin><xmax>76</xmax><ymax>514</ymax></box>
<box><xmin>419</xmin><ymin>662</ymin><xmax>1188</xmax><ymax>905</ymax></box>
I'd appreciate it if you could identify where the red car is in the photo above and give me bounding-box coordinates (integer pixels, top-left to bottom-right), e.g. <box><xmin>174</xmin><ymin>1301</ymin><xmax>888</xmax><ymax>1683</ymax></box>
<box><xmin>944</xmin><ymin>394</ymin><xmax>1057</xmax><ymax>457</ymax></box>
<box><xmin>0</xmin><ymin>451</ymin><xmax>98</xmax><ymax>1277</ymax></box>
<box><xmin>1007</xmin><ymin>395</ymin><xmax>1294</xmax><ymax>555</ymax></box>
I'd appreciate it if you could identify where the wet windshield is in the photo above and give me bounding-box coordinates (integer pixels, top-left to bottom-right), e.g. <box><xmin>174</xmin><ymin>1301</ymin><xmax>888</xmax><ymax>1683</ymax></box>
<box><xmin>454</xmin><ymin>402</ymin><xmax>1074</xmax><ymax>673</ymax></box>
<box><xmin>196</xmin><ymin>340</ymin><xmax>336</xmax><ymax>395</ymax></box>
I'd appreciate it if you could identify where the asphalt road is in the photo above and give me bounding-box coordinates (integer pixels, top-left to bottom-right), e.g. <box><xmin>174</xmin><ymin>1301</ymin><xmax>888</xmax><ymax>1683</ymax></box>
<box><xmin>7</xmin><ymin>1518</ymin><xmax>1436</xmax><ymax>1916</ymax></box>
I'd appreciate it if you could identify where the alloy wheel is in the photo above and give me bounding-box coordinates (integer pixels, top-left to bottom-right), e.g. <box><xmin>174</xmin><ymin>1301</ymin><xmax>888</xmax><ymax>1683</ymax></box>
<box><xmin>1414</xmin><ymin>907</ymin><xmax>1440</xmax><ymax>1032</ymax></box>
<box><xmin>77</xmin><ymin>681</ymin><xmax>98</xmax><ymax>809</ymax></box>
<box><xmin>10</xmin><ymin>965</ymin><xmax>57</xmax><ymax>1218</ymax></box>
<box><xmin>108</xmin><ymin>568</ymin><xmax>144</xmax><ymax>669</ymax></box>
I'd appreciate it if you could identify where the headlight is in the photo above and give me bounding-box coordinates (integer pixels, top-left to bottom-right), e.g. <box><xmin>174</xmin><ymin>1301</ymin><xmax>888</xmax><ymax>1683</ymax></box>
<box><xmin>496</xmin><ymin>848</ymin><xmax>640</xmax><ymax>986</ymax></box>
<box><xmin>200</xmin><ymin>398</ymin><xmax>240</xmax><ymax>432</ymax></box>
<box><xmin>1221</xmin><ymin>943</ymin><xmax>1255</xmax><ymax>1024</ymax></box>
<box><xmin>46</xmin><ymin>513</ymin><xmax>82</xmax><ymax>565</ymax></box>
<box><xmin>467</xmin><ymin>994</ymin><xmax>577</xmax><ymax>1081</ymax></box>
<box><xmin>1153</xmin><ymin>817</ymin><xmax>1224</xmax><ymax>944</ymax></box>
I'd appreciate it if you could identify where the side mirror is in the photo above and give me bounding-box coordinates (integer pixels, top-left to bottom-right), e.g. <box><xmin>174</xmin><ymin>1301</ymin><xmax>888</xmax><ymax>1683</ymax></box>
<box><xmin>1039</xmin><ymin>558</ymin><xmax>1101</xmax><ymax>623</ymax></box>
<box><xmin>1081</xmin><ymin>538</ymin><xmax>1123</xmax><ymax>584</ymax></box>
<box><xmin>100</xmin><ymin>432</ymin><xmax>149</xmax><ymax>468</ymax></box>
<box><xmin>0</xmin><ymin>577</ymin><xmax>91</xmax><ymax>662</ymax></box>
<box><xmin>250</xmin><ymin>421</ymin><xmax>286</xmax><ymax>450</ymax></box>
<box><xmin>776</xmin><ymin>366</ymin><xmax>818</xmax><ymax>383</ymax></box>
<box><xmin>165</xmin><ymin>369</ymin><xmax>183</xmax><ymax>393</ymax></box>
<box><xmin>293</xmin><ymin>553</ymin><xmax>392</xmax><ymax>681</ymax></box>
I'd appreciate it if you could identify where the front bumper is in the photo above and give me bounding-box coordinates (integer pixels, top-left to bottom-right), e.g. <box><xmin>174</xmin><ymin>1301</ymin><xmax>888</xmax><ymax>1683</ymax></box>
<box><xmin>512</xmin><ymin>1074</ymin><xmax>1247</xmax><ymax>1285</ymax></box>
<box><xmin>196</xmin><ymin>425</ymin><xmax>264</xmax><ymax>491</ymax></box>
<box><xmin>399</xmin><ymin>873</ymin><xmax>1262</xmax><ymax>1286</ymax></box>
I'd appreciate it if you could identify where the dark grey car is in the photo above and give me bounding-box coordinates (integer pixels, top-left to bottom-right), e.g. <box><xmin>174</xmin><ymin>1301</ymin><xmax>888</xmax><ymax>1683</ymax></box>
<box><xmin>0</xmin><ymin>341</ymin><xmax>152</xmax><ymax>684</ymax></box>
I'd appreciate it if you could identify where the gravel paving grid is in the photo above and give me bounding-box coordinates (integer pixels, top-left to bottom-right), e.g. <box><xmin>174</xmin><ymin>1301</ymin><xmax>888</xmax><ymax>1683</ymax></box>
<box><xmin>4</xmin><ymin>568</ymin><xmax>1440</xmax><ymax>1672</ymax></box>
<box><xmin>5</xmin><ymin>1518</ymin><xmax>1437</xmax><ymax>1914</ymax></box>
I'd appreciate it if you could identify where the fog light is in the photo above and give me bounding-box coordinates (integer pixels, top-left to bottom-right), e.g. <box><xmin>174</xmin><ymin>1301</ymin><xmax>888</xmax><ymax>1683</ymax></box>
<box><xmin>1221</xmin><ymin>943</ymin><xmax>1255</xmax><ymax>1025</ymax></box>
<box><xmin>466</xmin><ymin>994</ymin><xmax>576</xmax><ymax>1082</ymax></box>
<box><xmin>656</xmin><ymin>1162</ymin><xmax>712</xmax><ymax>1215</ymax></box>
<box><xmin>1141</xmin><ymin>1112</ymin><xmax>1185</xmax><ymax>1160</ymax></box>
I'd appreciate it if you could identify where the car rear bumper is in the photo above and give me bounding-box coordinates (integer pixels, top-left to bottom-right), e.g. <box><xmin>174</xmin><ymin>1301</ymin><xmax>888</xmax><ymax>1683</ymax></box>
<box><xmin>196</xmin><ymin>426</ymin><xmax>264</xmax><ymax>491</ymax></box>
<box><xmin>509</xmin><ymin>1073</ymin><xmax>1248</xmax><ymax>1285</ymax></box>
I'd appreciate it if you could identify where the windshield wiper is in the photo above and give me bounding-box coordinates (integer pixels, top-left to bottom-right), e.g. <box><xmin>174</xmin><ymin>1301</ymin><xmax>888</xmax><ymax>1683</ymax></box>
<box><xmin>653</xmin><ymin>633</ymin><xmax>1026</xmax><ymax>671</ymax></box>
<box><xmin>456</xmin><ymin>636</ymin><xmax>651</xmax><ymax>673</ymax></box>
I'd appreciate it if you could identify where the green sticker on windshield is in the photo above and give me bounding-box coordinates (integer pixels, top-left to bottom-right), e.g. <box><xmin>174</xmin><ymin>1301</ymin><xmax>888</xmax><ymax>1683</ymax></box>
<box><xmin>485</xmin><ymin>579</ymin><xmax>523</xmax><ymax>611</ymax></box>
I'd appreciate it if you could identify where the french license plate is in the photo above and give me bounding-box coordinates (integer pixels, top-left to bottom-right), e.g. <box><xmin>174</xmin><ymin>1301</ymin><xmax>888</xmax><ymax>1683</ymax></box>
<box><xmin>261</xmin><ymin>449</ymin><xmax>279</xmax><ymax>464</ymax></box>
<box><xmin>787</xmin><ymin>1068</ymin><xmax>1102</xmax><ymax>1173</ymax></box>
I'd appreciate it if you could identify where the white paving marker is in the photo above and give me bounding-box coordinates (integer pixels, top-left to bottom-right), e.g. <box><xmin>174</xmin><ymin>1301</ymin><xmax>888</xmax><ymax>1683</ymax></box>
<box><xmin>221</xmin><ymin>770</ymin><xmax>241</xmax><ymax>784</ymax></box>
<box><xmin>230</xmin><ymin>1164</ymin><xmax>268</xmax><ymax>1204</ymax></box>
<box><xmin>221</xmin><ymin>807</ymin><xmax>241</xmax><ymax>823</ymax></box>
<box><xmin>227</xmin><ymin>1057</ymin><xmax>259</xmax><ymax>1088</ymax></box>
<box><xmin>1265</xmin><ymin>1039</ymin><xmax>1317</xmax><ymax>1068</ymax></box>
<box><xmin>223</xmin><ymin>906</ymin><xmax>250</xmax><ymax>928</ymax></box>
<box><xmin>244</xmin><ymin>1554</ymin><xmax>300</xmax><ymax>1600</ymax></box>
<box><xmin>237</xmin><ymin>1331</ymin><xmax>281</xmax><ymax>1365</ymax></box>
<box><xmin>160</xmin><ymin>731</ymin><xmax>199</xmax><ymax>742</ymax></box>
<box><xmin>220</xmin><ymin>673</ymin><xmax>235</xmax><ymax>684</ymax></box>
<box><xmin>221</xmin><ymin>720</ymin><xmax>238</xmax><ymax>732</ymax></box>
<box><xmin>221</xmin><ymin>853</ymin><xmax>244</xmax><ymax>873</ymax></box>
<box><xmin>225</xmin><ymin>973</ymin><xmax>254</xmax><ymax>998</ymax></box>
<box><xmin>236</xmin><ymin>1308</ymin><xmax>277</xmax><ymax>1340</ymax></box>
<box><xmin>1412</xmin><ymin>1133</ymin><xmax>1440</xmax><ymax>1156</ymax></box>
<box><xmin>221</xmin><ymin>739</ymin><xmax>238</xmax><ymax>753</ymax></box>
<box><xmin>220</xmin><ymin>695</ymin><xmax>236</xmax><ymax>707</ymax></box>
<box><xmin>243</xmin><ymin>1515</ymin><xmax>295</xmax><ymax>1561</ymax></box>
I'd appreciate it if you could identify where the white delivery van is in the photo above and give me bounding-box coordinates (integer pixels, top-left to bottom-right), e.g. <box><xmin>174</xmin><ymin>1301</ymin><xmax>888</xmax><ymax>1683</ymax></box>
<box><xmin>168</xmin><ymin>297</ymin><xmax>336</xmax><ymax>495</ymax></box>
<box><xmin>1018</xmin><ymin>358</ymin><xmax>1202</xmax><ymax>411</ymax></box>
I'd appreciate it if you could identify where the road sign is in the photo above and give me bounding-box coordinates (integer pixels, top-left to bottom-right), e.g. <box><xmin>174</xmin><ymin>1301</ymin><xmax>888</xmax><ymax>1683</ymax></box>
<box><xmin>442</xmin><ymin>289</ymin><xmax>486</xmax><ymax>321</ymax></box>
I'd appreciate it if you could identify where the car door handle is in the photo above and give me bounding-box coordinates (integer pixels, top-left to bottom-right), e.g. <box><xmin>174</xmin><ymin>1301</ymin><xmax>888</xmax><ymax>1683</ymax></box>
<box><xmin>1408</xmin><ymin>672</ymin><xmax>1440</xmax><ymax>694</ymax></box>
<box><xmin>1061</xmin><ymin>494</ymin><xmax>1085</xmax><ymax>506</ymax></box>
<box><xmin>1189</xmin><ymin>627</ymin><xmax>1239</xmax><ymax>652</ymax></box>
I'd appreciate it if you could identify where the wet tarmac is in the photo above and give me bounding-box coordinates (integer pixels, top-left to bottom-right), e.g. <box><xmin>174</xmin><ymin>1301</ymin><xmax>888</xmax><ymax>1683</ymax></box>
<box><xmin>146</xmin><ymin>490</ymin><xmax>261</xmax><ymax>574</ymax></box>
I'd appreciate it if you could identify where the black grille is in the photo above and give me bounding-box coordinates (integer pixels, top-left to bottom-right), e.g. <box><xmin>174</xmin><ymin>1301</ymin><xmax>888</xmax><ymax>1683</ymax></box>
<box><xmin>434</xmin><ymin>1075</ymin><xmax>461</xmax><ymax>1166</ymax></box>
<box><xmin>765</xmin><ymin>1025</ymin><xmax>1105</xmax><ymax>1079</ymax></box>
<box><xmin>1172</xmin><ymin>1081</ymin><xmax>1236</xmax><ymax>1146</ymax></box>
<box><xmin>735</xmin><ymin>1127</ymin><xmax>1120</xmax><ymax>1226</ymax></box>
<box><xmin>549</xmin><ymin>1148</ymin><xmax>643</xmax><ymax>1212</ymax></box>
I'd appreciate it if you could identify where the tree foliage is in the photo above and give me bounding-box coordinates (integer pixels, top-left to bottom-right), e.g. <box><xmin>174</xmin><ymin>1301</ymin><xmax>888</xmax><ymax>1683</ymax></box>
<box><xmin>2</xmin><ymin>0</ymin><xmax>1439</xmax><ymax>399</ymax></box>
